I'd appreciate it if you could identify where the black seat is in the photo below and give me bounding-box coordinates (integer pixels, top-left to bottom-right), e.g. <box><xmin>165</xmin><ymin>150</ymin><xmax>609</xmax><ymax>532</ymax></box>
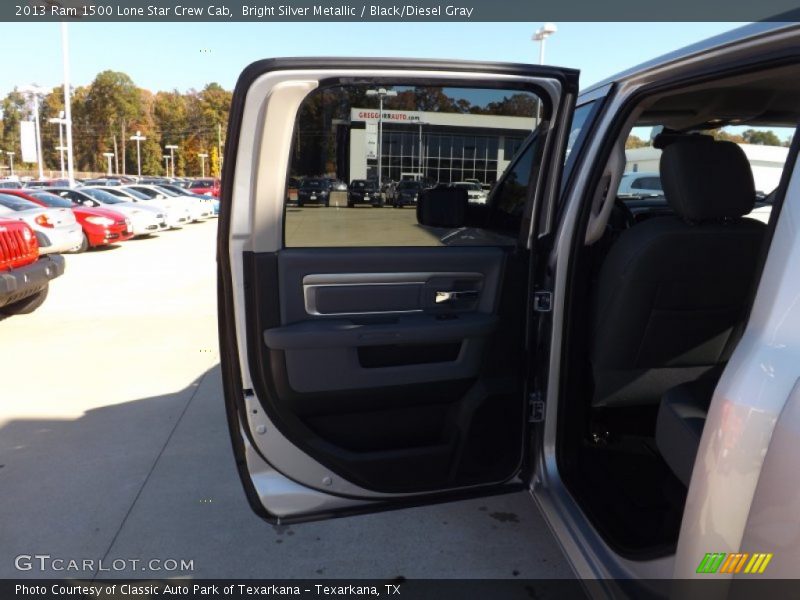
<box><xmin>655</xmin><ymin>368</ymin><xmax>721</xmax><ymax>485</ymax></box>
<box><xmin>590</xmin><ymin>140</ymin><xmax>765</xmax><ymax>407</ymax></box>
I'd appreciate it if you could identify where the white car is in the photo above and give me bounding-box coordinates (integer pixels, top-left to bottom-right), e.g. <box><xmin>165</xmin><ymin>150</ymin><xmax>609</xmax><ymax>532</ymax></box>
<box><xmin>86</xmin><ymin>186</ymin><xmax>190</xmax><ymax>229</ymax></box>
<box><xmin>125</xmin><ymin>184</ymin><xmax>211</xmax><ymax>222</ymax></box>
<box><xmin>47</xmin><ymin>187</ymin><xmax>169</xmax><ymax>237</ymax></box>
<box><xmin>152</xmin><ymin>185</ymin><xmax>216</xmax><ymax>220</ymax></box>
<box><xmin>452</xmin><ymin>181</ymin><xmax>488</xmax><ymax>203</ymax></box>
<box><xmin>617</xmin><ymin>171</ymin><xmax>664</xmax><ymax>196</ymax></box>
<box><xmin>0</xmin><ymin>192</ymin><xmax>82</xmax><ymax>254</ymax></box>
<box><xmin>218</xmin><ymin>23</ymin><xmax>800</xmax><ymax>586</ymax></box>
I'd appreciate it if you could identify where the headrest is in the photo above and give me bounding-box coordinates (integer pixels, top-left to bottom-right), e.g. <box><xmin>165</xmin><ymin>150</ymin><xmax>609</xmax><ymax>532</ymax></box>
<box><xmin>660</xmin><ymin>141</ymin><xmax>755</xmax><ymax>221</ymax></box>
<box><xmin>653</xmin><ymin>131</ymin><xmax>714</xmax><ymax>150</ymax></box>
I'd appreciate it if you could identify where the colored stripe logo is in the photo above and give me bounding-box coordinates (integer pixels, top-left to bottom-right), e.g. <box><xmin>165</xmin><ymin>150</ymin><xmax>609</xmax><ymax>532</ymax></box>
<box><xmin>697</xmin><ymin>552</ymin><xmax>773</xmax><ymax>574</ymax></box>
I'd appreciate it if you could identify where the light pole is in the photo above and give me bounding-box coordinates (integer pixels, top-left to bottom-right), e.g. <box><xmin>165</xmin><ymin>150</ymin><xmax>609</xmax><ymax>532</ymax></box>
<box><xmin>365</xmin><ymin>88</ymin><xmax>397</xmax><ymax>187</ymax></box>
<box><xmin>20</xmin><ymin>85</ymin><xmax>46</xmax><ymax>179</ymax></box>
<box><xmin>532</xmin><ymin>23</ymin><xmax>557</xmax><ymax>123</ymax></box>
<box><xmin>61</xmin><ymin>23</ymin><xmax>76</xmax><ymax>186</ymax></box>
<box><xmin>48</xmin><ymin>111</ymin><xmax>67</xmax><ymax>178</ymax></box>
<box><xmin>532</xmin><ymin>23</ymin><xmax>557</xmax><ymax>64</ymax></box>
<box><xmin>129</xmin><ymin>130</ymin><xmax>146</xmax><ymax>177</ymax></box>
<box><xmin>198</xmin><ymin>153</ymin><xmax>208</xmax><ymax>178</ymax></box>
<box><xmin>103</xmin><ymin>152</ymin><xmax>115</xmax><ymax>175</ymax></box>
<box><xmin>417</xmin><ymin>121</ymin><xmax>428</xmax><ymax>181</ymax></box>
<box><xmin>6</xmin><ymin>152</ymin><xmax>14</xmax><ymax>176</ymax></box>
<box><xmin>165</xmin><ymin>144</ymin><xmax>178</xmax><ymax>178</ymax></box>
<box><xmin>163</xmin><ymin>154</ymin><xmax>171</xmax><ymax>175</ymax></box>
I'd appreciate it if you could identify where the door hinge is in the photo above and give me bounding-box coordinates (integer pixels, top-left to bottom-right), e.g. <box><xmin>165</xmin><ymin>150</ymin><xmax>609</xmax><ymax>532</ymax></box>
<box><xmin>533</xmin><ymin>290</ymin><xmax>552</xmax><ymax>313</ymax></box>
<box><xmin>529</xmin><ymin>391</ymin><xmax>545</xmax><ymax>423</ymax></box>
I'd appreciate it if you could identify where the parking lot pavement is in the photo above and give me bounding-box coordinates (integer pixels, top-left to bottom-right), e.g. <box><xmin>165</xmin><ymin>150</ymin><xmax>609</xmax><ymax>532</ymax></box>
<box><xmin>0</xmin><ymin>219</ymin><xmax>572</xmax><ymax>579</ymax></box>
<box><xmin>285</xmin><ymin>205</ymin><xmax>448</xmax><ymax>247</ymax></box>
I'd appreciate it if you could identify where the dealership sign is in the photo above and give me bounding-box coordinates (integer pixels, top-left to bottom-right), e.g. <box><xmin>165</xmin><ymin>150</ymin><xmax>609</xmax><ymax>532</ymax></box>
<box><xmin>351</xmin><ymin>109</ymin><xmax>423</xmax><ymax>124</ymax></box>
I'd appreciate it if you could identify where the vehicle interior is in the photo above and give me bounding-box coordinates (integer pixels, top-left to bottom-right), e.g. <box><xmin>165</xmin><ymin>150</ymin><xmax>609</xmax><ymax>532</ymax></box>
<box><xmin>557</xmin><ymin>64</ymin><xmax>799</xmax><ymax>558</ymax></box>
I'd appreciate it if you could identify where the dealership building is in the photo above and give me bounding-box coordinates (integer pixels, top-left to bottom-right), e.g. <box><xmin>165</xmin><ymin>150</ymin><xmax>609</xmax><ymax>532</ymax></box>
<box><xmin>342</xmin><ymin>108</ymin><xmax>536</xmax><ymax>185</ymax></box>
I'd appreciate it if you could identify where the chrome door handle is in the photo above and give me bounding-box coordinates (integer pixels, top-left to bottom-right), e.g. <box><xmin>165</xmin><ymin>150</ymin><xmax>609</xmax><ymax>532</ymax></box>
<box><xmin>435</xmin><ymin>290</ymin><xmax>479</xmax><ymax>304</ymax></box>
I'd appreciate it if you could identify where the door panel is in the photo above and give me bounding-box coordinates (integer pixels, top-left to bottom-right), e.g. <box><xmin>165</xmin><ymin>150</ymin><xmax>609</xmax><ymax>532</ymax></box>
<box><xmin>218</xmin><ymin>58</ymin><xmax>579</xmax><ymax>521</ymax></box>
<box><xmin>243</xmin><ymin>247</ymin><xmax>527</xmax><ymax>493</ymax></box>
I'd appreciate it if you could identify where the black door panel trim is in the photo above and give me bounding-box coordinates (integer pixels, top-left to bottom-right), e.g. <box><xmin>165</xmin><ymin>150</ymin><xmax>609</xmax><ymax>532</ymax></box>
<box><xmin>264</xmin><ymin>313</ymin><xmax>498</xmax><ymax>349</ymax></box>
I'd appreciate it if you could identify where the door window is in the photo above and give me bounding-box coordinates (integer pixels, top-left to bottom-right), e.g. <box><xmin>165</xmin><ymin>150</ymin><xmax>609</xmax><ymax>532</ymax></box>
<box><xmin>284</xmin><ymin>83</ymin><xmax>547</xmax><ymax>247</ymax></box>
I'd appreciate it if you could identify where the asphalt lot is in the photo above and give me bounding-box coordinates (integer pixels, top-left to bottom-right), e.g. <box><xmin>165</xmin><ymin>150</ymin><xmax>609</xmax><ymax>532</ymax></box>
<box><xmin>285</xmin><ymin>203</ymin><xmax>446</xmax><ymax>247</ymax></box>
<box><xmin>0</xmin><ymin>217</ymin><xmax>572</xmax><ymax>580</ymax></box>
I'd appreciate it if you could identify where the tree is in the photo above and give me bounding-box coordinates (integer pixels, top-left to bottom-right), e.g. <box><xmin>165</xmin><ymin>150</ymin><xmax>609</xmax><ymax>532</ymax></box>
<box><xmin>625</xmin><ymin>135</ymin><xmax>650</xmax><ymax>149</ymax></box>
<box><xmin>0</xmin><ymin>90</ymin><xmax>29</xmax><ymax>170</ymax></box>
<box><xmin>75</xmin><ymin>70</ymin><xmax>143</xmax><ymax>171</ymax></box>
<box><xmin>473</xmin><ymin>93</ymin><xmax>538</xmax><ymax>117</ymax></box>
<box><xmin>40</xmin><ymin>86</ymin><xmax>66</xmax><ymax>173</ymax></box>
<box><xmin>711</xmin><ymin>130</ymin><xmax>745</xmax><ymax>143</ymax></box>
<box><xmin>742</xmin><ymin>129</ymin><xmax>782</xmax><ymax>146</ymax></box>
<box><xmin>0</xmin><ymin>70</ymin><xmax>234</xmax><ymax>176</ymax></box>
<box><xmin>209</xmin><ymin>146</ymin><xmax>220</xmax><ymax>178</ymax></box>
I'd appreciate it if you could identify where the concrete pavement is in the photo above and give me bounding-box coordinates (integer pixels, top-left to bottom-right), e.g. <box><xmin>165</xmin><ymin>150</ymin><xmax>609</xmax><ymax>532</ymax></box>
<box><xmin>0</xmin><ymin>218</ymin><xmax>572</xmax><ymax>580</ymax></box>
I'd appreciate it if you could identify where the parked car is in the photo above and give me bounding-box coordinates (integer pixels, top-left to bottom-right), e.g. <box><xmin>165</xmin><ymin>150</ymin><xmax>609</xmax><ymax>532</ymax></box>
<box><xmin>297</xmin><ymin>178</ymin><xmax>332</xmax><ymax>207</ymax></box>
<box><xmin>157</xmin><ymin>184</ymin><xmax>220</xmax><ymax>215</ymax></box>
<box><xmin>86</xmin><ymin>186</ymin><xmax>190</xmax><ymax>228</ymax></box>
<box><xmin>451</xmin><ymin>181</ymin><xmax>488</xmax><ymax>204</ymax></box>
<box><xmin>125</xmin><ymin>185</ymin><xmax>211</xmax><ymax>222</ymax></box>
<box><xmin>218</xmin><ymin>25</ymin><xmax>800</xmax><ymax>584</ymax></box>
<box><xmin>617</xmin><ymin>171</ymin><xmax>664</xmax><ymax>196</ymax></box>
<box><xmin>45</xmin><ymin>187</ymin><xmax>168</xmax><ymax>237</ymax></box>
<box><xmin>0</xmin><ymin>192</ymin><xmax>82</xmax><ymax>254</ymax></box>
<box><xmin>0</xmin><ymin>218</ymin><xmax>64</xmax><ymax>316</ymax></box>
<box><xmin>138</xmin><ymin>177</ymin><xmax>173</xmax><ymax>185</ymax></box>
<box><xmin>24</xmin><ymin>179</ymin><xmax>70</xmax><ymax>189</ymax></box>
<box><xmin>347</xmin><ymin>179</ymin><xmax>383</xmax><ymax>207</ymax></box>
<box><xmin>391</xmin><ymin>180</ymin><xmax>424</xmax><ymax>207</ymax></box>
<box><xmin>286</xmin><ymin>177</ymin><xmax>300</xmax><ymax>203</ymax></box>
<box><xmin>188</xmin><ymin>178</ymin><xmax>220</xmax><ymax>197</ymax></box>
<box><xmin>4</xmin><ymin>189</ymin><xmax>133</xmax><ymax>252</ymax></box>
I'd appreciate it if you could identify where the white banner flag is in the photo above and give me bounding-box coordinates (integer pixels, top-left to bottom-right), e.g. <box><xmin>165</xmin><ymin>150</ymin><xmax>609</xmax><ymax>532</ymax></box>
<box><xmin>20</xmin><ymin>121</ymin><xmax>38</xmax><ymax>163</ymax></box>
<box><xmin>365</xmin><ymin>122</ymin><xmax>378</xmax><ymax>160</ymax></box>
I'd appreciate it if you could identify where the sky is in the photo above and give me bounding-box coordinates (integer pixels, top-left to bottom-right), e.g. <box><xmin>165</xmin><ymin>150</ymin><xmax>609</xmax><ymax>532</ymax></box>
<box><xmin>0</xmin><ymin>22</ymin><xmax>746</xmax><ymax>99</ymax></box>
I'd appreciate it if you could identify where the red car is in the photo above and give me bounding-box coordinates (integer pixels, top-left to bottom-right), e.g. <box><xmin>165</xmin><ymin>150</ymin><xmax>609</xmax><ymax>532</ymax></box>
<box><xmin>2</xmin><ymin>189</ymin><xmax>133</xmax><ymax>252</ymax></box>
<box><xmin>188</xmin><ymin>178</ymin><xmax>220</xmax><ymax>198</ymax></box>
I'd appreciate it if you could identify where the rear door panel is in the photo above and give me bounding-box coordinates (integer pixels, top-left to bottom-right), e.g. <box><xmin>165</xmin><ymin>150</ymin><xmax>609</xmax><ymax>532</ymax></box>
<box><xmin>218</xmin><ymin>59</ymin><xmax>578</xmax><ymax>521</ymax></box>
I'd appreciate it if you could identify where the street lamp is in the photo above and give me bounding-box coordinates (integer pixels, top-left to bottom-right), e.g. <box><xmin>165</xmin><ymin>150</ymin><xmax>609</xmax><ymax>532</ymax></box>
<box><xmin>20</xmin><ymin>84</ymin><xmax>46</xmax><ymax>180</ymax></box>
<box><xmin>103</xmin><ymin>152</ymin><xmax>115</xmax><ymax>176</ymax></box>
<box><xmin>129</xmin><ymin>130</ymin><xmax>146</xmax><ymax>177</ymax></box>
<box><xmin>365</xmin><ymin>88</ymin><xmax>397</xmax><ymax>187</ymax></box>
<box><xmin>61</xmin><ymin>23</ymin><xmax>76</xmax><ymax>186</ymax></box>
<box><xmin>198</xmin><ymin>153</ymin><xmax>208</xmax><ymax>178</ymax></box>
<box><xmin>416</xmin><ymin>121</ymin><xmax>427</xmax><ymax>181</ymax></box>
<box><xmin>48</xmin><ymin>111</ymin><xmax>68</xmax><ymax>178</ymax></box>
<box><xmin>6</xmin><ymin>152</ymin><xmax>14</xmax><ymax>176</ymax></box>
<box><xmin>532</xmin><ymin>23</ymin><xmax>557</xmax><ymax>123</ymax></box>
<box><xmin>165</xmin><ymin>144</ymin><xmax>178</xmax><ymax>178</ymax></box>
<box><xmin>532</xmin><ymin>23</ymin><xmax>557</xmax><ymax>64</ymax></box>
<box><xmin>162</xmin><ymin>154</ymin><xmax>171</xmax><ymax>175</ymax></box>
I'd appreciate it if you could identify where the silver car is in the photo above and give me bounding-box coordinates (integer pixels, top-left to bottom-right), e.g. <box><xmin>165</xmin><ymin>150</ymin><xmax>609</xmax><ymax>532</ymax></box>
<box><xmin>0</xmin><ymin>192</ymin><xmax>82</xmax><ymax>254</ymax></box>
<box><xmin>84</xmin><ymin>186</ymin><xmax>190</xmax><ymax>229</ymax></box>
<box><xmin>125</xmin><ymin>184</ymin><xmax>211</xmax><ymax>222</ymax></box>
